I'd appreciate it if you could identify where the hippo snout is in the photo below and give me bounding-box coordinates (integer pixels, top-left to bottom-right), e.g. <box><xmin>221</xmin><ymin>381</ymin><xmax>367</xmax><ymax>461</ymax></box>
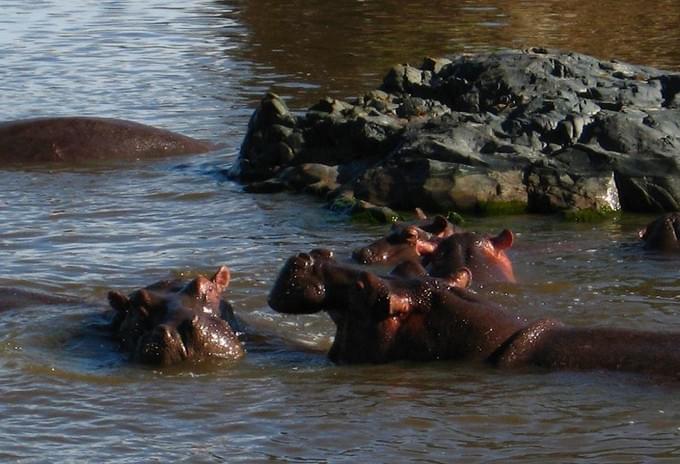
<box><xmin>135</xmin><ymin>324</ymin><xmax>188</xmax><ymax>365</ymax></box>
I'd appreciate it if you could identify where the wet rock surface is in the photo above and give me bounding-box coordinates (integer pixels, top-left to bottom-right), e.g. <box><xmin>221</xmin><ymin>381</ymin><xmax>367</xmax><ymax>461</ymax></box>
<box><xmin>231</xmin><ymin>48</ymin><xmax>680</xmax><ymax>217</ymax></box>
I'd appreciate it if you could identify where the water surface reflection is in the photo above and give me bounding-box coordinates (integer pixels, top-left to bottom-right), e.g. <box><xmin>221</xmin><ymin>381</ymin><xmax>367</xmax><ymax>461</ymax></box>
<box><xmin>223</xmin><ymin>0</ymin><xmax>680</xmax><ymax>108</ymax></box>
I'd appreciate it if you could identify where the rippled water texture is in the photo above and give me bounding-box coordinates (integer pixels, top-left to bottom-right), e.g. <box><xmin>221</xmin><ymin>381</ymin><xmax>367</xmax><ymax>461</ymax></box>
<box><xmin>2</xmin><ymin>1</ymin><xmax>680</xmax><ymax>462</ymax></box>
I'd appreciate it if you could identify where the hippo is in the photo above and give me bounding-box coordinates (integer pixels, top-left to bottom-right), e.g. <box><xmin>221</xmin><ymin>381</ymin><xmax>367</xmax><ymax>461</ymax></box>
<box><xmin>0</xmin><ymin>287</ymin><xmax>76</xmax><ymax>313</ymax></box>
<box><xmin>639</xmin><ymin>212</ymin><xmax>680</xmax><ymax>251</ymax></box>
<box><xmin>269</xmin><ymin>258</ymin><xmax>680</xmax><ymax>378</ymax></box>
<box><xmin>352</xmin><ymin>211</ymin><xmax>459</xmax><ymax>265</ymax></box>
<box><xmin>0</xmin><ymin>116</ymin><xmax>220</xmax><ymax>164</ymax></box>
<box><xmin>107</xmin><ymin>266</ymin><xmax>244</xmax><ymax>365</ymax></box>
<box><xmin>426</xmin><ymin>229</ymin><xmax>516</xmax><ymax>284</ymax></box>
<box><xmin>267</xmin><ymin>249</ymin><xmax>471</xmax><ymax>363</ymax></box>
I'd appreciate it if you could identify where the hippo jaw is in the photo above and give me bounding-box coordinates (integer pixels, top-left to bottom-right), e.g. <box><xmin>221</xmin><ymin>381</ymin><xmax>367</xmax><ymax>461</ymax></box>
<box><xmin>134</xmin><ymin>315</ymin><xmax>244</xmax><ymax>365</ymax></box>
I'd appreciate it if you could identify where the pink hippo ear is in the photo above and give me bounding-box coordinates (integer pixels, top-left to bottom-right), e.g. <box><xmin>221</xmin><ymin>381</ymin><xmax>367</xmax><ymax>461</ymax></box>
<box><xmin>415</xmin><ymin>235</ymin><xmax>439</xmax><ymax>256</ymax></box>
<box><xmin>415</xmin><ymin>207</ymin><xmax>427</xmax><ymax>220</ymax></box>
<box><xmin>211</xmin><ymin>265</ymin><xmax>231</xmax><ymax>289</ymax></box>
<box><xmin>638</xmin><ymin>227</ymin><xmax>648</xmax><ymax>240</ymax></box>
<box><xmin>108</xmin><ymin>291</ymin><xmax>130</xmax><ymax>313</ymax></box>
<box><xmin>445</xmin><ymin>267</ymin><xmax>472</xmax><ymax>288</ymax></box>
<box><xmin>490</xmin><ymin>229</ymin><xmax>513</xmax><ymax>250</ymax></box>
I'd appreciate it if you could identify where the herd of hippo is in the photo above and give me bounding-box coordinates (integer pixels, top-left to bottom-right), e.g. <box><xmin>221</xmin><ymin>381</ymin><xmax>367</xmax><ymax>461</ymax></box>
<box><xmin>97</xmin><ymin>205</ymin><xmax>679</xmax><ymax>379</ymax></box>
<box><xmin>0</xmin><ymin>59</ymin><xmax>680</xmax><ymax>378</ymax></box>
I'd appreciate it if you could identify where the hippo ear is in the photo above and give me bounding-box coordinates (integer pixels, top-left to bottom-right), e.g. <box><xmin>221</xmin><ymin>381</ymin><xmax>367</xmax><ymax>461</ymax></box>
<box><xmin>108</xmin><ymin>291</ymin><xmax>129</xmax><ymax>313</ymax></box>
<box><xmin>446</xmin><ymin>267</ymin><xmax>472</xmax><ymax>288</ymax></box>
<box><xmin>415</xmin><ymin>236</ymin><xmax>438</xmax><ymax>256</ymax></box>
<box><xmin>211</xmin><ymin>266</ymin><xmax>230</xmax><ymax>289</ymax></box>
<box><xmin>130</xmin><ymin>289</ymin><xmax>153</xmax><ymax>311</ymax></box>
<box><xmin>430</xmin><ymin>215</ymin><xmax>449</xmax><ymax>236</ymax></box>
<box><xmin>415</xmin><ymin>207</ymin><xmax>427</xmax><ymax>220</ymax></box>
<box><xmin>138</xmin><ymin>289</ymin><xmax>152</xmax><ymax>307</ymax></box>
<box><xmin>491</xmin><ymin>229</ymin><xmax>513</xmax><ymax>250</ymax></box>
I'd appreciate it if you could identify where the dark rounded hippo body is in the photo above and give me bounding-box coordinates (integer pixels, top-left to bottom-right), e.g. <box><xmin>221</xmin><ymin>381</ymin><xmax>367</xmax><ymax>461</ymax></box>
<box><xmin>268</xmin><ymin>249</ymin><xmax>473</xmax><ymax>363</ymax></box>
<box><xmin>0</xmin><ymin>287</ymin><xmax>76</xmax><ymax>312</ymax></box>
<box><xmin>270</xmin><ymin>253</ymin><xmax>680</xmax><ymax>378</ymax></box>
<box><xmin>107</xmin><ymin>266</ymin><xmax>244</xmax><ymax>366</ymax></box>
<box><xmin>0</xmin><ymin>117</ymin><xmax>219</xmax><ymax>164</ymax></box>
<box><xmin>639</xmin><ymin>212</ymin><xmax>680</xmax><ymax>251</ymax></box>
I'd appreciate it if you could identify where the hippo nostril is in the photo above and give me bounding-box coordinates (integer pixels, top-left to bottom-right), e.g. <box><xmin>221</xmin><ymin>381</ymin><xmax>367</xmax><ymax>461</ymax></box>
<box><xmin>352</xmin><ymin>248</ymin><xmax>372</xmax><ymax>264</ymax></box>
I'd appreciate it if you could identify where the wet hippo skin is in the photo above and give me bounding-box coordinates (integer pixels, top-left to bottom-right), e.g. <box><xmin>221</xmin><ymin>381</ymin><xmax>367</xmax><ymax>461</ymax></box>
<box><xmin>0</xmin><ymin>287</ymin><xmax>76</xmax><ymax>312</ymax></box>
<box><xmin>426</xmin><ymin>229</ymin><xmax>516</xmax><ymax>284</ymax></box>
<box><xmin>270</xmin><ymin>254</ymin><xmax>680</xmax><ymax>378</ymax></box>
<box><xmin>639</xmin><ymin>212</ymin><xmax>680</xmax><ymax>251</ymax></box>
<box><xmin>107</xmin><ymin>266</ymin><xmax>244</xmax><ymax>365</ymax></box>
<box><xmin>352</xmin><ymin>211</ymin><xmax>459</xmax><ymax>265</ymax></box>
<box><xmin>0</xmin><ymin>116</ymin><xmax>219</xmax><ymax>164</ymax></box>
<box><xmin>268</xmin><ymin>250</ymin><xmax>476</xmax><ymax>363</ymax></box>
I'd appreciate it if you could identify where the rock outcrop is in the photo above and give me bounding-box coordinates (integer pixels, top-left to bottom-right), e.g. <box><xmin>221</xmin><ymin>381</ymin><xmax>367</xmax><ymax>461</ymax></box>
<box><xmin>230</xmin><ymin>48</ymin><xmax>680</xmax><ymax>218</ymax></box>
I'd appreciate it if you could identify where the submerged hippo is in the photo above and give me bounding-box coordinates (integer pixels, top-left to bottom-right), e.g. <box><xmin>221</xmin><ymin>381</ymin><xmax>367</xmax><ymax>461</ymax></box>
<box><xmin>639</xmin><ymin>212</ymin><xmax>680</xmax><ymax>251</ymax></box>
<box><xmin>426</xmin><ymin>229</ymin><xmax>516</xmax><ymax>284</ymax></box>
<box><xmin>353</xmin><ymin>220</ymin><xmax>515</xmax><ymax>284</ymax></box>
<box><xmin>0</xmin><ymin>287</ymin><xmax>76</xmax><ymax>313</ymax></box>
<box><xmin>352</xmin><ymin>211</ymin><xmax>459</xmax><ymax>265</ymax></box>
<box><xmin>269</xmin><ymin>257</ymin><xmax>680</xmax><ymax>378</ymax></box>
<box><xmin>107</xmin><ymin>266</ymin><xmax>244</xmax><ymax>365</ymax></box>
<box><xmin>0</xmin><ymin>116</ymin><xmax>219</xmax><ymax>164</ymax></box>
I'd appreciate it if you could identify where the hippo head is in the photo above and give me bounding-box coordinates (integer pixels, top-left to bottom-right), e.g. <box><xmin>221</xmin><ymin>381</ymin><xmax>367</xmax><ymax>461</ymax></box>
<box><xmin>268</xmin><ymin>249</ymin><xmax>337</xmax><ymax>314</ymax></box>
<box><xmin>107</xmin><ymin>266</ymin><xmax>244</xmax><ymax>365</ymax></box>
<box><xmin>329</xmin><ymin>268</ymin><xmax>472</xmax><ymax>363</ymax></box>
<box><xmin>639</xmin><ymin>213</ymin><xmax>680</xmax><ymax>252</ymax></box>
<box><xmin>351</xmin><ymin>221</ymin><xmax>444</xmax><ymax>265</ymax></box>
<box><xmin>428</xmin><ymin>229</ymin><xmax>516</xmax><ymax>284</ymax></box>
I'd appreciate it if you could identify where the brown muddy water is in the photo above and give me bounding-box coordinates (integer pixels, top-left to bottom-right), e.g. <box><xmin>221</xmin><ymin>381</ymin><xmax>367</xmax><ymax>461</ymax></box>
<box><xmin>1</xmin><ymin>1</ymin><xmax>680</xmax><ymax>462</ymax></box>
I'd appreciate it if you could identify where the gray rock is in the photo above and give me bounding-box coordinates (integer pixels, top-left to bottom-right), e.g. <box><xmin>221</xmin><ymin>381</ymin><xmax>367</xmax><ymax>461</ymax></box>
<box><xmin>231</xmin><ymin>48</ymin><xmax>680</xmax><ymax>218</ymax></box>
